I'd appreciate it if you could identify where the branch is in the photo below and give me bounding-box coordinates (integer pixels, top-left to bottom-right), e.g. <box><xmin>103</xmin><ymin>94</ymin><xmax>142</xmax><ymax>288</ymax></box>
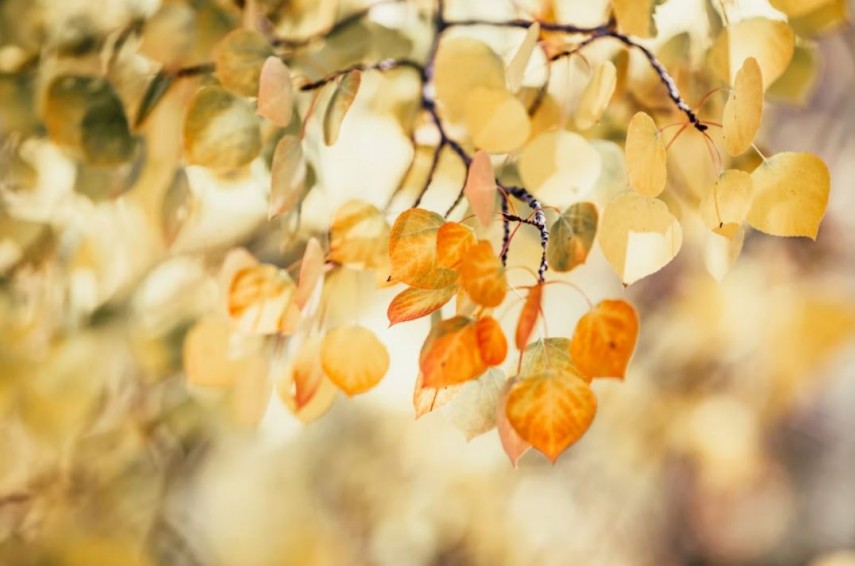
<box><xmin>298</xmin><ymin>58</ymin><xmax>424</xmax><ymax>91</ymax></box>
<box><xmin>504</xmin><ymin>186</ymin><xmax>549</xmax><ymax>282</ymax></box>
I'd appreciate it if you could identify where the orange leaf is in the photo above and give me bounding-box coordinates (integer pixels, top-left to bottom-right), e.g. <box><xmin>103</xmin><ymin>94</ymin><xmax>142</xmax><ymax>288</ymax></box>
<box><xmin>276</xmin><ymin>337</ymin><xmax>338</xmax><ymax>423</ymax></box>
<box><xmin>420</xmin><ymin>317</ymin><xmax>486</xmax><ymax>388</ymax></box>
<box><xmin>387</xmin><ymin>285</ymin><xmax>457</xmax><ymax>326</ymax></box>
<box><xmin>458</xmin><ymin>240</ymin><xmax>507</xmax><ymax>307</ymax></box>
<box><xmin>321</xmin><ymin>325</ymin><xmax>389</xmax><ymax>395</ymax></box>
<box><xmin>464</xmin><ymin>150</ymin><xmax>497</xmax><ymax>226</ymax></box>
<box><xmin>570</xmin><ymin>299</ymin><xmax>639</xmax><ymax>380</ymax></box>
<box><xmin>413</xmin><ymin>372</ymin><xmax>463</xmax><ymax>419</ymax></box>
<box><xmin>328</xmin><ymin>200</ymin><xmax>389</xmax><ymax>269</ymax></box>
<box><xmin>436</xmin><ymin>222</ymin><xmax>477</xmax><ymax>269</ymax></box>
<box><xmin>497</xmin><ymin>377</ymin><xmax>531</xmax><ymax>467</ymax></box>
<box><xmin>515</xmin><ymin>284</ymin><xmax>543</xmax><ymax>350</ymax></box>
<box><xmin>506</xmin><ymin>370</ymin><xmax>597</xmax><ymax>462</ymax></box>
<box><xmin>475</xmin><ymin>316</ymin><xmax>508</xmax><ymax>366</ymax></box>
<box><xmin>294</xmin><ymin>237</ymin><xmax>325</xmax><ymax>309</ymax></box>
<box><xmin>389</xmin><ymin>208</ymin><xmax>458</xmax><ymax>289</ymax></box>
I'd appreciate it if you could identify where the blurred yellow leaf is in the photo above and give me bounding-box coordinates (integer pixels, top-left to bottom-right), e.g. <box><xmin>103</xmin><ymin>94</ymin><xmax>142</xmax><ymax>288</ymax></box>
<box><xmin>323</xmin><ymin>69</ymin><xmax>361</xmax><ymax>146</ymax></box>
<box><xmin>546</xmin><ymin>202</ymin><xmax>598</xmax><ymax>272</ymax></box>
<box><xmin>709</xmin><ymin>18</ymin><xmax>794</xmax><ymax>87</ymax></box>
<box><xmin>321</xmin><ymin>325</ymin><xmax>389</xmax><ymax>395</ymax></box>
<box><xmin>269</xmin><ymin>134</ymin><xmax>306</xmax><ymax>219</ymax></box>
<box><xmin>723</xmin><ymin>57</ymin><xmax>764</xmax><ymax>157</ymax></box>
<box><xmin>443</xmin><ymin>368</ymin><xmax>505</xmax><ymax>440</ymax></box>
<box><xmin>612</xmin><ymin>0</ymin><xmax>664</xmax><ymax>37</ymax></box>
<box><xmin>518</xmin><ymin>130</ymin><xmax>601</xmax><ymax>207</ymax></box>
<box><xmin>703</xmin><ymin>225</ymin><xmax>745</xmax><ymax>281</ymax></box>
<box><xmin>769</xmin><ymin>0</ymin><xmax>832</xmax><ymax>18</ymax></box>
<box><xmin>214</xmin><ymin>28</ymin><xmax>274</xmax><ymax>97</ymax></box>
<box><xmin>507</xmin><ymin>22</ymin><xmax>540</xmax><ymax>93</ymax></box>
<box><xmin>328</xmin><ymin>200</ymin><xmax>389</xmax><ymax>269</ymax></box>
<box><xmin>184</xmin><ymin>317</ymin><xmax>265</xmax><ymax>388</ymax></box>
<box><xmin>227</xmin><ymin>264</ymin><xmax>296</xmax><ymax>334</ymax></box>
<box><xmin>464</xmin><ymin>87</ymin><xmax>531</xmax><ymax>154</ymax></box>
<box><xmin>277</xmin><ymin>336</ymin><xmax>338</xmax><ymax>422</ymax></box>
<box><xmin>570</xmin><ymin>299</ymin><xmax>639</xmax><ymax>380</ymax></box>
<box><xmin>699</xmin><ymin>169</ymin><xmax>753</xmax><ymax>234</ymax></box>
<box><xmin>257</xmin><ymin>56</ymin><xmax>294</xmax><ymax>127</ymax></box>
<box><xmin>434</xmin><ymin>37</ymin><xmax>506</xmax><ymax>121</ymax></box>
<box><xmin>625</xmin><ymin>111</ymin><xmax>667</xmax><ymax>197</ymax></box>
<box><xmin>767</xmin><ymin>45</ymin><xmax>818</xmax><ymax>104</ymax></box>
<box><xmin>575</xmin><ymin>60</ymin><xmax>617</xmax><ymax>130</ymax></box>
<box><xmin>463</xmin><ymin>150</ymin><xmax>497</xmax><ymax>226</ymax></box>
<box><xmin>294</xmin><ymin>237</ymin><xmax>325</xmax><ymax>309</ymax></box>
<box><xmin>184</xmin><ymin>86</ymin><xmax>261</xmax><ymax>171</ymax></box>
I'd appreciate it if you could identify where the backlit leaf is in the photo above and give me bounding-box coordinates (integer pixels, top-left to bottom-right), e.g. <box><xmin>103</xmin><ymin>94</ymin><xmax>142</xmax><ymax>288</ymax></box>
<box><xmin>328</xmin><ymin>200</ymin><xmax>390</xmax><ymax>269</ymax></box>
<box><xmin>767</xmin><ymin>45</ymin><xmax>818</xmax><ymax>105</ymax></box>
<box><xmin>570</xmin><ymin>299</ymin><xmax>639</xmax><ymax>380</ymax></box>
<box><xmin>321</xmin><ymin>325</ymin><xmax>389</xmax><ymax>395</ymax></box>
<box><xmin>723</xmin><ymin>57</ymin><xmax>764</xmax><ymax>156</ymax></box>
<box><xmin>269</xmin><ymin>134</ymin><xmax>306</xmax><ymax>219</ymax></box>
<box><xmin>475</xmin><ymin>316</ymin><xmax>508</xmax><ymax>367</ymax></box>
<box><xmin>519</xmin><ymin>338</ymin><xmax>583</xmax><ymax>382</ymax></box>
<box><xmin>575</xmin><ymin>61</ymin><xmax>617</xmax><ymax>130</ymax></box>
<box><xmin>704</xmin><ymin>226</ymin><xmax>745</xmax><ymax>281</ymax></box>
<box><xmin>184</xmin><ymin>86</ymin><xmax>261</xmax><ymax>171</ymax></box>
<box><xmin>625</xmin><ymin>111</ymin><xmax>667</xmax><ymax>197</ymax></box>
<box><xmin>518</xmin><ymin>130</ymin><xmax>601</xmax><ymax>207</ymax></box>
<box><xmin>546</xmin><ymin>202</ymin><xmax>598</xmax><ymax>272</ymax></box>
<box><xmin>507</xmin><ymin>22</ymin><xmax>540</xmax><ymax>93</ymax></box>
<box><xmin>184</xmin><ymin>317</ymin><xmax>263</xmax><ymax>388</ymax></box>
<box><xmin>709</xmin><ymin>18</ymin><xmax>794</xmax><ymax>86</ymax></box>
<box><xmin>436</xmin><ymin>222</ymin><xmax>477</xmax><ymax>269</ymax></box>
<box><xmin>746</xmin><ymin>152</ymin><xmax>830</xmax><ymax>239</ymax></box>
<box><xmin>226</xmin><ymin>264</ymin><xmax>296</xmax><ymax>334</ymax></box>
<box><xmin>458</xmin><ymin>240</ymin><xmax>507</xmax><ymax>308</ymax></box>
<box><xmin>506</xmin><ymin>370</ymin><xmax>597</xmax><ymax>462</ymax></box>
<box><xmin>464</xmin><ymin>87</ymin><xmax>531</xmax><ymax>154</ymax></box>
<box><xmin>497</xmin><ymin>377</ymin><xmax>531</xmax><ymax>467</ymax></box>
<box><xmin>699</xmin><ymin>170</ymin><xmax>753</xmax><ymax>234</ymax></box>
<box><xmin>387</xmin><ymin>285</ymin><xmax>457</xmax><ymax>326</ymax></box>
<box><xmin>276</xmin><ymin>337</ymin><xmax>338</xmax><ymax>423</ymax></box>
<box><xmin>214</xmin><ymin>28</ymin><xmax>274</xmax><ymax>97</ymax></box>
<box><xmin>323</xmin><ymin>69</ymin><xmax>361</xmax><ymax>146</ymax></box>
<box><xmin>434</xmin><ymin>37</ymin><xmax>506</xmax><ymax>121</ymax></box>
<box><xmin>294</xmin><ymin>238</ymin><xmax>325</xmax><ymax>309</ymax></box>
<box><xmin>420</xmin><ymin>317</ymin><xmax>485</xmax><ymax>388</ymax></box>
<box><xmin>257</xmin><ymin>56</ymin><xmax>294</xmax><ymax>127</ymax></box>
<box><xmin>598</xmin><ymin>192</ymin><xmax>683</xmax><ymax>284</ymax></box>
<box><xmin>389</xmin><ymin>208</ymin><xmax>458</xmax><ymax>289</ymax></box>
<box><xmin>413</xmin><ymin>372</ymin><xmax>462</xmax><ymax>419</ymax></box>
<box><xmin>515</xmin><ymin>284</ymin><xmax>544</xmax><ymax>350</ymax></box>
<box><xmin>443</xmin><ymin>368</ymin><xmax>505</xmax><ymax>440</ymax></box>
<box><xmin>769</xmin><ymin>0</ymin><xmax>832</xmax><ymax>18</ymax></box>
<box><xmin>612</xmin><ymin>0</ymin><xmax>664</xmax><ymax>38</ymax></box>
<box><xmin>463</xmin><ymin>150</ymin><xmax>497</xmax><ymax>226</ymax></box>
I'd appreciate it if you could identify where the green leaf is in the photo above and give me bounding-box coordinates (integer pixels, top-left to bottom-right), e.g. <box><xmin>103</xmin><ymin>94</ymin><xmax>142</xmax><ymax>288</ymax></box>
<box><xmin>546</xmin><ymin>202</ymin><xmax>598</xmax><ymax>272</ymax></box>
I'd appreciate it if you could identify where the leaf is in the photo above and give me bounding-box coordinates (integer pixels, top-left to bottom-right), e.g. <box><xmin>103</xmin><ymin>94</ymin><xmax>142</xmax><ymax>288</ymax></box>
<box><xmin>769</xmin><ymin>0</ymin><xmax>832</xmax><ymax>18</ymax></box>
<box><xmin>699</xmin><ymin>170</ymin><xmax>753</xmax><ymax>234</ymax></box>
<box><xmin>184</xmin><ymin>86</ymin><xmax>261</xmax><ymax>171</ymax></box>
<box><xmin>767</xmin><ymin>45</ymin><xmax>818</xmax><ymax>105</ymax></box>
<box><xmin>497</xmin><ymin>377</ymin><xmax>531</xmax><ymax>467</ymax></box>
<box><xmin>321</xmin><ymin>325</ymin><xmax>389</xmax><ymax>395</ymax></box>
<box><xmin>571</xmin><ymin>299</ymin><xmax>639</xmax><ymax>380</ymax></box>
<box><xmin>161</xmin><ymin>167</ymin><xmax>195</xmax><ymax>246</ymax></box>
<box><xmin>598</xmin><ymin>192</ymin><xmax>683</xmax><ymax>284</ymax></box>
<box><xmin>184</xmin><ymin>317</ymin><xmax>264</xmax><ymax>388</ymax></box>
<box><xmin>232</xmin><ymin>365</ymin><xmax>272</xmax><ymax>427</ymax></box>
<box><xmin>575</xmin><ymin>61</ymin><xmax>617</xmax><ymax>130</ymax></box>
<box><xmin>328</xmin><ymin>200</ymin><xmax>390</xmax><ymax>269</ymax></box>
<box><xmin>420</xmin><ymin>317</ymin><xmax>488</xmax><ymax>388</ymax></box>
<box><xmin>464</xmin><ymin>87</ymin><xmax>531</xmax><ymax>154</ymax></box>
<box><xmin>546</xmin><ymin>202</ymin><xmax>598</xmax><ymax>272</ymax></box>
<box><xmin>389</xmin><ymin>208</ymin><xmax>458</xmax><ymax>289</ymax></box>
<box><xmin>506</xmin><ymin>370</ymin><xmax>597</xmax><ymax>462</ymax></box>
<box><xmin>387</xmin><ymin>285</ymin><xmax>457</xmax><ymax>326</ymax></box>
<box><xmin>518</xmin><ymin>130</ymin><xmax>601</xmax><ymax>207</ymax></box>
<box><xmin>709</xmin><ymin>18</ymin><xmax>795</xmax><ymax>87</ymax></box>
<box><xmin>746</xmin><ymin>152</ymin><xmax>830</xmax><ymax>239</ymax></box>
<box><xmin>434</xmin><ymin>37</ymin><xmax>506</xmax><ymax>121</ymax></box>
<box><xmin>436</xmin><ymin>222</ymin><xmax>477</xmax><ymax>269</ymax></box>
<box><xmin>294</xmin><ymin>237</ymin><xmax>325</xmax><ymax>309</ymax></box>
<box><xmin>257</xmin><ymin>56</ymin><xmax>294</xmax><ymax>127</ymax></box>
<box><xmin>519</xmin><ymin>338</ymin><xmax>583</xmax><ymax>381</ymax></box>
<box><xmin>464</xmin><ymin>150</ymin><xmax>497</xmax><ymax>226</ymax></box>
<box><xmin>214</xmin><ymin>28</ymin><xmax>274</xmax><ymax>97</ymax></box>
<box><xmin>625</xmin><ymin>111</ymin><xmax>667</xmax><ymax>197</ymax></box>
<box><xmin>612</xmin><ymin>0</ymin><xmax>664</xmax><ymax>38</ymax></box>
<box><xmin>279</xmin><ymin>336</ymin><xmax>325</xmax><ymax>410</ymax></box>
<box><xmin>507</xmin><ymin>22</ymin><xmax>540</xmax><ymax>93</ymax></box>
<box><xmin>789</xmin><ymin>0</ymin><xmax>847</xmax><ymax>37</ymax></box>
<box><xmin>226</xmin><ymin>264</ymin><xmax>296</xmax><ymax>334</ymax></box>
<box><xmin>722</xmin><ymin>57</ymin><xmax>764</xmax><ymax>156</ymax></box>
<box><xmin>269</xmin><ymin>134</ymin><xmax>307</xmax><ymax>219</ymax></box>
<box><xmin>323</xmin><ymin>69</ymin><xmax>361</xmax><ymax>146</ymax></box>
<box><xmin>515</xmin><ymin>284</ymin><xmax>544</xmax><ymax>350</ymax></box>
<box><xmin>475</xmin><ymin>316</ymin><xmax>508</xmax><ymax>367</ymax></box>
<box><xmin>458</xmin><ymin>240</ymin><xmax>507</xmax><ymax>308</ymax></box>
<box><xmin>135</xmin><ymin>69</ymin><xmax>175</xmax><ymax>128</ymax></box>
<box><xmin>704</xmin><ymin>225</ymin><xmax>745</xmax><ymax>281</ymax></box>
<box><xmin>443</xmin><ymin>368</ymin><xmax>505</xmax><ymax>440</ymax></box>
<box><xmin>413</xmin><ymin>372</ymin><xmax>462</xmax><ymax>419</ymax></box>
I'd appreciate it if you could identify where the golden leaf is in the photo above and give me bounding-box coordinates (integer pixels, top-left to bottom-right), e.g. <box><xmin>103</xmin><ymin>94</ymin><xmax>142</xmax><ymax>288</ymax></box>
<box><xmin>723</xmin><ymin>57</ymin><xmax>764</xmax><ymax>156</ymax></box>
<box><xmin>321</xmin><ymin>325</ymin><xmax>389</xmax><ymax>395</ymax></box>
<box><xmin>389</xmin><ymin>208</ymin><xmax>458</xmax><ymax>289</ymax></box>
<box><xmin>575</xmin><ymin>60</ymin><xmax>617</xmax><ymax>130</ymax></box>
<box><xmin>570</xmin><ymin>299</ymin><xmax>639</xmax><ymax>380</ymax></box>
<box><xmin>323</xmin><ymin>69</ymin><xmax>361</xmax><ymax>146</ymax></box>
<box><xmin>625</xmin><ymin>111</ymin><xmax>667</xmax><ymax>197</ymax></box>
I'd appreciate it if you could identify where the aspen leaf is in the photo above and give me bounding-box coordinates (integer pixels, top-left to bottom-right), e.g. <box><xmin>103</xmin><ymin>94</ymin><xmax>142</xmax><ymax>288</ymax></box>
<box><xmin>518</xmin><ymin>131</ymin><xmax>601</xmax><ymax>207</ymax></box>
<box><xmin>389</xmin><ymin>208</ymin><xmax>458</xmax><ymax>289</ymax></box>
<box><xmin>767</xmin><ymin>45</ymin><xmax>818</xmax><ymax>105</ymax></box>
<box><xmin>227</xmin><ymin>264</ymin><xmax>296</xmax><ymax>334</ymax></box>
<box><xmin>323</xmin><ymin>70</ymin><xmax>361</xmax><ymax>146</ymax></box>
<box><xmin>136</xmin><ymin>70</ymin><xmax>174</xmax><ymax>128</ymax></box>
<box><xmin>294</xmin><ymin>238</ymin><xmax>325</xmax><ymax>309</ymax></box>
<box><xmin>464</xmin><ymin>88</ymin><xmax>531</xmax><ymax>154</ymax></box>
<box><xmin>704</xmin><ymin>226</ymin><xmax>745</xmax><ymax>281</ymax></box>
<box><xmin>612</xmin><ymin>0</ymin><xmax>664</xmax><ymax>38</ymax></box>
<box><xmin>699</xmin><ymin>170</ymin><xmax>753</xmax><ymax>234</ymax></box>
<box><xmin>598</xmin><ymin>192</ymin><xmax>683</xmax><ymax>284</ymax></box>
<box><xmin>515</xmin><ymin>284</ymin><xmax>544</xmax><ymax>350</ymax></box>
<box><xmin>571</xmin><ymin>299</ymin><xmax>639</xmax><ymax>380</ymax></box>
<box><xmin>709</xmin><ymin>18</ymin><xmax>795</xmax><ymax>86</ymax></box>
<box><xmin>232</xmin><ymin>366</ymin><xmax>272</xmax><ymax>427</ymax></box>
<box><xmin>443</xmin><ymin>368</ymin><xmax>505</xmax><ymax>440</ymax></box>
<box><xmin>507</xmin><ymin>22</ymin><xmax>540</xmax><ymax>93</ymax></box>
<box><xmin>625</xmin><ymin>111</ymin><xmax>667</xmax><ymax>197</ymax></box>
<box><xmin>184</xmin><ymin>86</ymin><xmax>261</xmax><ymax>171</ymax></box>
<box><xmin>519</xmin><ymin>338</ymin><xmax>584</xmax><ymax>382</ymax></box>
<box><xmin>436</xmin><ymin>222</ymin><xmax>477</xmax><ymax>269</ymax></box>
<box><xmin>269</xmin><ymin>134</ymin><xmax>306</xmax><ymax>219</ymax></box>
<box><xmin>770</xmin><ymin>0</ymin><xmax>832</xmax><ymax>18</ymax></box>
<box><xmin>458</xmin><ymin>240</ymin><xmax>507</xmax><ymax>308</ymax></box>
<box><xmin>413</xmin><ymin>372</ymin><xmax>463</xmax><ymax>419</ymax></box>
<box><xmin>276</xmin><ymin>338</ymin><xmax>338</xmax><ymax>423</ymax></box>
<box><xmin>497</xmin><ymin>377</ymin><xmax>531</xmax><ymax>467</ymax></box>
<box><xmin>547</xmin><ymin>202</ymin><xmax>598</xmax><ymax>272</ymax></box>
<box><xmin>434</xmin><ymin>37</ymin><xmax>506</xmax><ymax>121</ymax></box>
<box><xmin>506</xmin><ymin>370</ymin><xmax>597</xmax><ymax>462</ymax></box>
<box><xmin>420</xmin><ymin>317</ymin><xmax>486</xmax><ymax>388</ymax></box>
<box><xmin>464</xmin><ymin>150</ymin><xmax>497</xmax><ymax>226</ymax></box>
<box><xmin>475</xmin><ymin>316</ymin><xmax>508</xmax><ymax>367</ymax></box>
<box><xmin>214</xmin><ymin>28</ymin><xmax>274</xmax><ymax>97</ymax></box>
<box><xmin>257</xmin><ymin>56</ymin><xmax>294</xmax><ymax>127</ymax></box>
<box><xmin>387</xmin><ymin>285</ymin><xmax>457</xmax><ymax>326</ymax></box>
<box><xmin>746</xmin><ymin>152</ymin><xmax>830</xmax><ymax>239</ymax></box>
<box><xmin>723</xmin><ymin>57</ymin><xmax>764</xmax><ymax>156</ymax></box>
<box><xmin>321</xmin><ymin>325</ymin><xmax>389</xmax><ymax>395</ymax></box>
<box><xmin>789</xmin><ymin>0</ymin><xmax>847</xmax><ymax>37</ymax></box>
<box><xmin>184</xmin><ymin>317</ymin><xmax>261</xmax><ymax>388</ymax></box>
<box><xmin>575</xmin><ymin>61</ymin><xmax>617</xmax><ymax>130</ymax></box>
<box><xmin>328</xmin><ymin>200</ymin><xmax>389</xmax><ymax>269</ymax></box>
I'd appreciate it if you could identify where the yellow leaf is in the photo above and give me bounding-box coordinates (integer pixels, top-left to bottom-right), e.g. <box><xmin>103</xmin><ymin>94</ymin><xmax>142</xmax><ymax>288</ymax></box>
<box><xmin>515</xmin><ymin>284</ymin><xmax>544</xmax><ymax>350</ymax></box>
<box><xmin>723</xmin><ymin>57</ymin><xmax>764</xmax><ymax>156</ymax></box>
<box><xmin>463</xmin><ymin>150</ymin><xmax>497</xmax><ymax>226</ymax></box>
<box><xmin>704</xmin><ymin>225</ymin><xmax>745</xmax><ymax>281</ymax></box>
<box><xmin>434</xmin><ymin>37</ymin><xmax>506</xmax><ymax>122</ymax></box>
<box><xmin>276</xmin><ymin>336</ymin><xmax>339</xmax><ymax>423</ymax></box>
<box><xmin>214</xmin><ymin>28</ymin><xmax>274</xmax><ymax>97</ymax></box>
<box><xmin>575</xmin><ymin>60</ymin><xmax>617</xmax><ymax>130</ymax></box>
<box><xmin>257</xmin><ymin>56</ymin><xmax>294</xmax><ymax>127</ymax></box>
<box><xmin>389</xmin><ymin>208</ymin><xmax>458</xmax><ymax>289</ymax></box>
<box><xmin>387</xmin><ymin>285</ymin><xmax>457</xmax><ymax>326</ymax></box>
<box><xmin>770</xmin><ymin>0</ymin><xmax>832</xmax><ymax>18</ymax></box>
<box><xmin>184</xmin><ymin>86</ymin><xmax>261</xmax><ymax>171</ymax></box>
<box><xmin>328</xmin><ymin>200</ymin><xmax>389</xmax><ymax>269</ymax></box>
<box><xmin>699</xmin><ymin>169</ymin><xmax>753</xmax><ymax>234</ymax></box>
<box><xmin>709</xmin><ymin>18</ymin><xmax>795</xmax><ymax>87</ymax></box>
<box><xmin>231</xmin><ymin>360</ymin><xmax>272</xmax><ymax>427</ymax></box>
<box><xmin>625</xmin><ymin>111</ymin><xmax>667</xmax><ymax>197</ymax></box>
<box><xmin>518</xmin><ymin>130</ymin><xmax>601</xmax><ymax>207</ymax></box>
<box><xmin>458</xmin><ymin>240</ymin><xmax>507</xmax><ymax>308</ymax></box>
<box><xmin>507</xmin><ymin>22</ymin><xmax>540</xmax><ymax>93</ymax></box>
<box><xmin>746</xmin><ymin>152</ymin><xmax>830</xmax><ymax>239</ymax></box>
<box><xmin>767</xmin><ymin>45</ymin><xmax>818</xmax><ymax>105</ymax></box>
<box><xmin>413</xmin><ymin>372</ymin><xmax>462</xmax><ymax>419</ymax></box>
<box><xmin>294</xmin><ymin>238</ymin><xmax>325</xmax><ymax>309</ymax></box>
<box><xmin>226</xmin><ymin>264</ymin><xmax>296</xmax><ymax>334</ymax></box>
<box><xmin>506</xmin><ymin>370</ymin><xmax>597</xmax><ymax>462</ymax></box>
<box><xmin>183</xmin><ymin>317</ymin><xmax>265</xmax><ymax>388</ymax></box>
<box><xmin>789</xmin><ymin>0</ymin><xmax>847</xmax><ymax>36</ymax></box>
<box><xmin>464</xmin><ymin>87</ymin><xmax>531</xmax><ymax>154</ymax></box>
<box><xmin>570</xmin><ymin>299</ymin><xmax>639</xmax><ymax>380</ymax></box>
<box><xmin>321</xmin><ymin>325</ymin><xmax>389</xmax><ymax>395</ymax></box>
<box><xmin>519</xmin><ymin>338</ymin><xmax>585</xmax><ymax>382</ymax></box>
<box><xmin>546</xmin><ymin>202</ymin><xmax>598</xmax><ymax>272</ymax></box>
<box><xmin>612</xmin><ymin>0</ymin><xmax>662</xmax><ymax>38</ymax></box>
<box><xmin>436</xmin><ymin>222</ymin><xmax>477</xmax><ymax>269</ymax></box>
<box><xmin>269</xmin><ymin>134</ymin><xmax>306</xmax><ymax>219</ymax></box>
<box><xmin>496</xmin><ymin>377</ymin><xmax>531</xmax><ymax>467</ymax></box>
<box><xmin>598</xmin><ymin>192</ymin><xmax>683</xmax><ymax>284</ymax></box>
<box><xmin>323</xmin><ymin>70</ymin><xmax>361</xmax><ymax>146</ymax></box>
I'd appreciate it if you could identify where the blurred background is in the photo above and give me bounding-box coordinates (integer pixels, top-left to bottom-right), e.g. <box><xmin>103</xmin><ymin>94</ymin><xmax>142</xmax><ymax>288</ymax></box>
<box><xmin>2</xmin><ymin>0</ymin><xmax>855</xmax><ymax>565</ymax></box>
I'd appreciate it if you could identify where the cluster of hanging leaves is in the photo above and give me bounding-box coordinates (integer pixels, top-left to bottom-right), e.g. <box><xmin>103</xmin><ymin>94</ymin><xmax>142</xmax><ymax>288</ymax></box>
<box><xmin>0</xmin><ymin>0</ymin><xmax>838</xmax><ymax>464</ymax></box>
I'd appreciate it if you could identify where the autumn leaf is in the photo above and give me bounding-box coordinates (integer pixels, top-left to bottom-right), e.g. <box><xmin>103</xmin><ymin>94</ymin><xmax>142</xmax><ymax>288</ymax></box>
<box><xmin>497</xmin><ymin>377</ymin><xmax>531</xmax><ymax>467</ymax></box>
<box><xmin>442</xmin><ymin>368</ymin><xmax>505</xmax><ymax>440</ymax></box>
<box><xmin>546</xmin><ymin>202</ymin><xmax>598</xmax><ymax>272</ymax></box>
<box><xmin>463</xmin><ymin>150</ymin><xmax>497</xmax><ymax>227</ymax></box>
<box><xmin>518</xmin><ymin>130</ymin><xmax>601</xmax><ymax>207</ymax></box>
<box><xmin>293</xmin><ymin>238</ymin><xmax>325</xmax><ymax>309</ymax></box>
<box><xmin>214</xmin><ymin>28</ymin><xmax>273</xmax><ymax>97</ymax></box>
<box><xmin>625</xmin><ymin>111</ymin><xmax>667</xmax><ymax>197</ymax></box>
<box><xmin>709</xmin><ymin>18</ymin><xmax>794</xmax><ymax>86</ymax></box>
<box><xmin>475</xmin><ymin>316</ymin><xmax>508</xmax><ymax>367</ymax></box>
<box><xmin>458</xmin><ymin>240</ymin><xmax>507</xmax><ymax>308</ymax></box>
<box><xmin>269</xmin><ymin>134</ymin><xmax>306</xmax><ymax>220</ymax></box>
<box><xmin>323</xmin><ymin>69</ymin><xmax>361</xmax><ymax>146</ymax></box>
<box><xmin>699</xmin><ymin>170</ymin><xmax>753</xmax><ymax>234</ymax></box>
<box><xmin>464</xmin><ymin>88</ymin><xmax>531</xmax><ymax>154</ymax></box>
<box><xmin>434</xmin><ymin>37</ymin><xmax>506</xmax><ymax>121</ymax></box>
<box><xmin>507</xmin><ymin>22</ymin><xmax>540</xmax><ymax>93</ymax></box>
<box><xmin>420</xmin><ymin>316</ymin><xmax>506</xmax><ymax>388</ymax></box>
<box><xmin>328</xmin><ymin>200</ymin><xmax>390</xmax><ymax>269</ymax></box>
<box><xmin>612</xmin><ymin>0</ymin><xmax>664</xmax><ymax>37</ymax></box>
<box><xmin>506</xmin><ymin>370</ymin><xmax>597</xmax><ymax>462</ymax></box>
<box><xmin>519</xmin><ymin>338</ymin><xmax>584</xmax><ymax>382</ymax></box>
<box><xmin>722</xmin><ymin>57</ymin><xmax>764</xmax><ymax>156</ymax></box>
<box><xmin>321</xmin><ymin>325</ymin><xmax>389</xmax><ymax>395</ymax></box>
<box><xmin>515</xmin><ymin>284</ymin><xmax>544</xmax><ymax>350</ymax></box>
<box><xmin>413</xmin><ymin>372</ymin><xmax>463</xmax><ymax>419</ymax></box>
<box><xmin>436</xmin><ymin>222</ymin><xmax>477</xmax><ymax>269</ymax></box>
<box><xmin>184</xmin><ymin>86</ymin><xmax>261</xmax><ymax>171</ymax></box>
<box><xmin>576</xmin><ymin>61</ymin><xmax>617</xmax><ymax>130</ymax></box>
<box><xmin>183</xmin><ymin>317</ymin><xmax>266</xmax><ymax>388</ymax></box>
<box><xmin>276</xmin><ymin>337</ymin><xmax>338</xmax><ymax>423</ymax></box>
<box><xmin>571</xmin><ymin>299</ymin><xmax>639</xmax><ymax>380</ymax></box>
<box><xmin>387</xmin><ymin>285</ymin><xmax>457</xmax><ymax>326</ymax></box>
<box><xmin>226</xmin><ymin>264</ymin><xmax>296</xmax><ymax>334</ymax></box>
<box><xmin>257</xmin><ymin>56</ymin><xmax>294</xmax><ymax>127</ymax></box>
<box><xmin>389</xmin><ymin>208</ymin><xmax>458</xmax><ymax>289</ymax></box>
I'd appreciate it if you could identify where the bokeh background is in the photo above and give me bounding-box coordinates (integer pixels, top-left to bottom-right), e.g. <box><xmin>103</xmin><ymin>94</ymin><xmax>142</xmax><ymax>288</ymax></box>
<box><xmin>2</xmin><ymin>0</ymin><xmax>855</xmax><ymax>565</ymax></box>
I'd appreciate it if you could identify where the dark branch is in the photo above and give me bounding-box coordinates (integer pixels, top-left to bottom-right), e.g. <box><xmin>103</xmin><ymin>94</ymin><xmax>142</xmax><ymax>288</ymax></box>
<box><xmin>504</xmin><ymin>186</ymin><xmax>549</xmax><ymax>282</ymax></box>
<box><xmin>299</xmin><ymin>58</ymin><xmax>424</xmax><ymax>91</ymax></box>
